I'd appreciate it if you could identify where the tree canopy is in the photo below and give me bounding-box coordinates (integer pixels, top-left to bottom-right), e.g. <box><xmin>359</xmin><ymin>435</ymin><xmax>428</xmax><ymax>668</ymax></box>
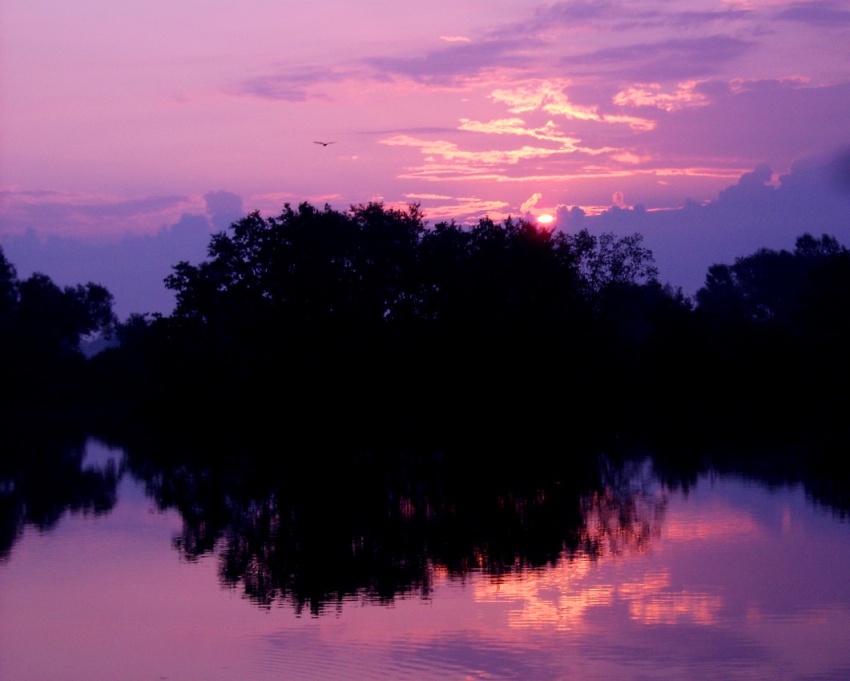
<box><xmin>690</xmin><ymin>233</ymin><xmax>850</xmax><ymax>438</ymax></box>
<box><xmin>0</xmin><ymin>245</ymin><xmax>116</xmax><ymax>409</ymax></box>
<box><xmin>93</xmin><ymin>201</ymin><xmax>673</xmax><ymax>439</ymax></box>
<box><xmin>5</xmin><ymin>203</ymin><xmax>850</xmax><ymax>446</ymax></box>
<box><xmin>696</xmin><ymin>233</ymin><xmax>850</xmax><ymax>329</ymax></box>
<box><xmin>164</xmin><ymin>201</ymin><xmax>660</xmax><ymax>333</ymax></box>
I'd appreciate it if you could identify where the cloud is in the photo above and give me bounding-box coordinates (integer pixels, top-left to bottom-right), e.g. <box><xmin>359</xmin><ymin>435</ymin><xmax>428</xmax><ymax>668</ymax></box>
<box><xmin>639</xmin><ymin>79</ymin><xmax>850</xmax><ymax>165</ymax></box>
<box><xmin>489</xmin><ymin>82</ymin><xmax>656</xmax><ymax>130</ymax></box>
<box><xmin>221</xmin><ymin>1</ymin><xmax>765</xmax><ymax>107</ymax></box>
<box><xmin>560</xmin><ymin>36</ymin><xmax>755</xmax><ymax>81</ymax></box>
<box><xmin>0</xmin><ymin>192</ymin><xmax>247</xmax><ymax>318</ymax></box>
<box><xmin>532</xmin><ymin>0</ymin><xmax>614</xmax><ymax>25</ymax></box>
<box><xmin>374</xmin><ymin>68</ymin><xmax>849</xmax><ymax>207</ymax></box>
<box><xmin>204</xmin><ymin>190</ymin><xmax>244</xmax><ymax>232</ymax></box>
<box><xmin>656</xmin><ymin>8</ymin><xmax>755</xmax><ymax>27</ymax></box>
<box><xmin>8</xmin><ymin>194</ymin><xmax>188</xmax><ymax>221</ymax></box>
<box><xmin>390</xmin><ymin>192</ymin><xmax>510</xmax><ymax>225</ymax></box>
<box><xmin>491</xmin><ymin>0</ymin><xmax>615</xmax><ymax>38</ymax></box>
<box><xmin>519</xmin><ymin>1</ymin><xmax>753</xmax><ymax>33</ymax></box>
<box><xmin>233</xmin><ymin>67</ymin><xmax>352</xmax><ymax>101</ymax></box>
<box><xmin>436</xmin><ymin>198</ymin><xmax>513</xmax><ymax>222</ymax></box>
<box><xmin>520</xmin><ymin>193</ymin><xmax>543</xmax><ymax>214</ymax></box>
<box><xmin>488</xmin><ymin>0</ymin><xmax>756</xmax><ymax>51</ymax></box>
<box><xmin>365</xmin><ymin>39</ymin><xmax>529</xmax><ymax>85</ymax></box>
<box><xmin>2</xmin><ymin>223</ymin><xmax>207</xmax><ymax>319</ymax></box>
<box><xmin>379</xmin><ymin>129</ymin><xmax>625</xmax><ymax>187</ymax></box>
<box><xmin>380</xmin><ymin>134</ymin><xmax>580</xmax><ymax>167</ymax></box>
<box><xmin>368</xmin><ymin>126</ymin><xmax>462</xmax><ymax>136</ymax></box>
<box><xmin>0</xmin><ymin>191</ymin><xmax>197</xmax><ymax>239</ymax></box>
<box><xmin>776</xmin><ymin>1</ymin><xmax>850</xmax><ymax>26</ymax></box>
<box><xmin>376</xmin><ymin>79</ymin><xmax>671</xmax><ymax>188</ymax></box>
<box><xmin>404</xmin><ymin>193</ymin><xmax>454</xmax><ymax>201</ymax></box>
<box><xmin>5</xmin><ymin>156</ymin><xmax>850</xmax><ymax>318</ymax></box>
<box><xmin>402</xmin><ymin>194</ymin><xmax>511</xmax><ymax>223</ymax></box>
<box><xmin>613</xmin><ymin>81</ymin><xmax>709</xmax><ymax>112</ymax></box>
<box><xmin>457</xmin><ymin>117</ymin><xmax>587</xmax><ymax>145</ymax></box>
<box><xmin>558</xmin><ymin>152</ymin><xmax>850</xmax><ymax>295</ymax></box>
<box><xmin>830</xmin><ymin>147</ymin><xmax>850</xmax><ymax>194</ymax></box>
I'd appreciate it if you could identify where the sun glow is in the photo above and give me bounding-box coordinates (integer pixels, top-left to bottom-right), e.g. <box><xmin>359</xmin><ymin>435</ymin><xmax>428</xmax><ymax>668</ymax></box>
<box><xmin>537</xmin><ymin>213</ymin><xmax>555</xmax><ymax>225</ymax></box>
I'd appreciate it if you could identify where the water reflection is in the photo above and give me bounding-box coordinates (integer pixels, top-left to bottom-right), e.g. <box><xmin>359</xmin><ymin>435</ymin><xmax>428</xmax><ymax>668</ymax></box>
<box><xmin>3</xmin><ymin>434</ymin><xmax>850</xmax><ymax>680</ymax></box>
<box><xmin>4</xmin><ymin>427</ymin><xmax>848</xmax><ymax>619</ymax></box>
<box><xmin>476</xmin><ymin>563</ymin><xmax>724</xmax><ymax>630</ymax></box>
<box><xmin>581</xmin><ymin>457</ymin><xmax>667</xmax><ymax>558</ymax></box>
<box><xmin>115</xmin><ymin>433</ymin><xmax>845</xmax><ymax>624</ymax></box>
<box><xmin>122</xmin><ymin>439</ymin><xmax>613</xmax><ymax>615</ymax></box>
<box><xmin>0</xmin><ymin>431</ymin><xmax>122</xmax><ymax>559</ymax></box>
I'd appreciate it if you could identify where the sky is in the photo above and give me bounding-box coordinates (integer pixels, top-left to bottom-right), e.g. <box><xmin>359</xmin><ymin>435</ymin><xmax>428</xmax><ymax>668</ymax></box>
<box><xmin>2</xmin><ymin>0</ymin><xmax>850</xmax><ymax>318</ymax></box>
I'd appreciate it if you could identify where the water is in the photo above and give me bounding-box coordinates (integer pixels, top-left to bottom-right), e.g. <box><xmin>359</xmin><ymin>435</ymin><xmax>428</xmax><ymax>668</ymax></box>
<box><xmin>2</xmin><ymin>438</ymin><xmax>850</xmax><ymax>680</ymax></box>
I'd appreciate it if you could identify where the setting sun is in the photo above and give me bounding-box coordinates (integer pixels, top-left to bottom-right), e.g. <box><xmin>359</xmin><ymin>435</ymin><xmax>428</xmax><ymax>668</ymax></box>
<box><xmin>537</xmin><ymin>214</ymin><xmax>555</xmax><ymax>225</ymax></box>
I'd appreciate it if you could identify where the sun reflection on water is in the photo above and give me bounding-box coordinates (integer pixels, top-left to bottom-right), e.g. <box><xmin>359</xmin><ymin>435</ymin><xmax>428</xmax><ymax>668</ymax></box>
<box><xmin>474</xmin><ymin>560</ymin><xmax>723</xmax><ymax>630</ymax></box>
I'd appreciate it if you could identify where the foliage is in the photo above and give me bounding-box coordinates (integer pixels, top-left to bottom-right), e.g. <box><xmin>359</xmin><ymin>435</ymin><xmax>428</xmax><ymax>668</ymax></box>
<box><xmin>695</xmin><ymin>233</ymin><xmax>850</xmax><ymax>328</ymax></box>
<box><xmin>692</xmin><ymin>233</ymin><xmax>850</xmax><ymax>439</ymax></box>
<box><xmin>163</xmin><ymin>203</ymin><xmax>661</xmax><ymax>336</ymax></box>
<box><xmin>0</xmin><ymin>246</ymin><xmax>17</xmax><ymax>318</ymax></box>
<box><xmin>7</xmin><ymin>205</ymin><xmax>850</xmax><ymax>450</ymax></box>
<box><xmin>88</xmin><ymin>201</ymin><xmax>680</xmax><ymax>436</ymax></box>
<box><xmin>0</xmin><ymin>245</ymin><xmax>116</xmax><ymax>408</ymax></box>
<box><xmin>567</xmin><ymin>229</ymin><xmax>658</xmax><ymax>299</ymax></box>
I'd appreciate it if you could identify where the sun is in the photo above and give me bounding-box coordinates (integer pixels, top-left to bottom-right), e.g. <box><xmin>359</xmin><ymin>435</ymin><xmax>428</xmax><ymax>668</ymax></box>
<box><xmin>537</xmin><ymin>213</ymin><xmax>555</xmax><ymax>225</ymax></box>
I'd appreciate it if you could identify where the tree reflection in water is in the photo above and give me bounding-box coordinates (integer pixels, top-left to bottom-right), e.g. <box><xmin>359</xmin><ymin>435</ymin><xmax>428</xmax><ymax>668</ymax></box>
<box><xmin>0</xmin><ymin>429</ymin><xmax>122</xmax><ymax>560</ymax></box>
<box><xmin>580</xmin><ymin>457</ymin><xmax>667</xmax><ymax>559</ymax></box>
<box><xmin>5</xmin><ymin>422</ymin><xmax>846</xmax><ymax>621</ymax></box>
<box><xmin>116</xmin><ymin>432</ymin><xmax>673</xmax><ymax>617</ymax></box>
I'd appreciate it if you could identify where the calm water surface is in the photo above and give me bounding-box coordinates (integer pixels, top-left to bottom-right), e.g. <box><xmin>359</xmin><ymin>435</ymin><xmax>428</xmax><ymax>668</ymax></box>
<box><xmin>2</xmin><ymin>439</ymin><xmax>850</xmax><ymax>680</ymax></box>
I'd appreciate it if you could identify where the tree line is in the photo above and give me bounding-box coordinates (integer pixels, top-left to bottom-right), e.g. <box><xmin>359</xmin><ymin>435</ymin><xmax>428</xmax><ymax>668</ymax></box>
<box><xmin>3</xmin><ymin>201</ymin><xmax>849</xmax><ymax>444</ymax></box>
<box><xmin>0</xmin><ymin>247</ymin><xmax>114</xmax><ymax>417</ymax></box>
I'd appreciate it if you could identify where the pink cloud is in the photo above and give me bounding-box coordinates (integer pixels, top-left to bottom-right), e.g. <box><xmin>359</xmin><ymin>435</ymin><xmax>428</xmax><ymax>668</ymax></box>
<box><xmin>0</xmin><ymin>191</ymin><xmax>198</xmax><ymax>239</ymax></box>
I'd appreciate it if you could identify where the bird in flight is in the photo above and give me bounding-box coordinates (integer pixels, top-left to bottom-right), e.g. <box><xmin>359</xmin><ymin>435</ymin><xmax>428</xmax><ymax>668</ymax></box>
<box><xmin>314</xmin><ymin>141</ymin><xmax>336</xmax><ymax>146</ymax></box>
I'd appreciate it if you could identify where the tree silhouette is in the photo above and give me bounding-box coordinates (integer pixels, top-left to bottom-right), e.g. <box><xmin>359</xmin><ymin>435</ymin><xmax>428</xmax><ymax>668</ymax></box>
<box><xmin>132</xmin><ymin>202</ymin><xmax>676</xmax><ymax>439</ymax></box>
<box><xmin>0</xmin><ymin>246</ymin><xmax>17</xmax><ymax>317</ymax></box>
<box><xmin>0</xmin><ymin>245</ymin><xmax>116</xmax><ymax>410</ymax></box>
<box><xmin>118</xmin><ymin>432</ymin><xmax>611</xmax><ymax>615</ymax></box>
<box><xmin>695</xmin><ymin>233</ymin><xmax>850</xmax><ymax>328</ymax></box>
<box><xmin>0</xmin><ymin>429</ymin><xmax>120</xmax><ymax>560</ymax></box>
<box><xmin>692</xmin><ymin>233</ymin><xmax>850</xmax><ymax>439</ymax></box>
<box><xmin>568</xmin><ymin>229</ymin><xmax>658</xmax><ymax>300</ymax></box>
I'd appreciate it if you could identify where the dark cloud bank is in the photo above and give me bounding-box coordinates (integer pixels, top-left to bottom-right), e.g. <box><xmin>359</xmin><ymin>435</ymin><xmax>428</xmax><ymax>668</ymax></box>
<box><xmin>1</xmin><ymin>191</ymin><xmax>243</xmax><ymax>320</ymax></box>
<box><xmin>563</xmin><ymin>150</ymin><xmax>850</xmax><ymax>294</ymax></box>
<box><xmin>3</xmin><ymin>155</ymin><xmax>850</xmax><ymax>320</ymax></box>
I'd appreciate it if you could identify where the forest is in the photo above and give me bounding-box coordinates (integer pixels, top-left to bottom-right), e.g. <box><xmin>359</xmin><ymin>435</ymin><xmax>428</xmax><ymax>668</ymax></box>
<box><xmin>2</xmin><ymin>201</ymin><xmax>850</xmax><ymax>449</ymax></box>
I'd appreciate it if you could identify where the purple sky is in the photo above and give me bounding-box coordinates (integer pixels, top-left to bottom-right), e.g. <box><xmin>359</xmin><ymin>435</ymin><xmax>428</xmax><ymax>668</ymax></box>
<box><xmin>2</xmin><ymin>0</ymin><xmax>850</xmax><ymax>317</ymax></box>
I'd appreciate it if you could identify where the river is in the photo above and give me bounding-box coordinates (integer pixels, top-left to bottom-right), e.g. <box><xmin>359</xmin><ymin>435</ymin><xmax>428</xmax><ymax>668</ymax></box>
<box><xmin>2</xmin><ymin>437</ymin><xmax>849</xmax><ymax>680</ymax></box>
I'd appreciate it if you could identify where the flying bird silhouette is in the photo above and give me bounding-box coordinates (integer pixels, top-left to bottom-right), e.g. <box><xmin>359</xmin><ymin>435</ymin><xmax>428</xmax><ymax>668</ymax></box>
<box><xmin>313</xmin><ymin>141</ymin><xmax>336</xmax><ymax>146</ymax></box>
